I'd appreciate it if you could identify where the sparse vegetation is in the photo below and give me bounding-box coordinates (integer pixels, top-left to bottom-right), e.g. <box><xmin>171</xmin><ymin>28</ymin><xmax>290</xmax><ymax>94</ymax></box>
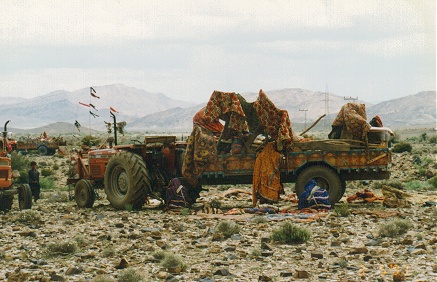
<box><xmin>40</xmin><ymin>177</ymin><xmax>56</xmax><ymax>190</ymax></box>
<box><xmin>252</xmin><ymin>216</ymin><xmax>268</xmax><ymax>224</ymax></box>
<box><xmin>334</xmin><ymin>202</ymin><xmax>350</xmax><ymax>217</ymax></box>
<box><xmin>13</xmin><ymin>210</ymin><xmax>41</xmax><ymax>223</ymax></box>
<box><xmin>160</xmin><ymin>252</ymin><xmax>187</xmax><ymax>272</ymax></box>
<box><xmin>214</xmin><ymin>220</ymin><xmax>241</xmax><ymax>238</ymax></box>
<box><xmin>82</xmin><ymin>135</ymin><xmax>102</xmax><ymax>147</ymax></box>
<box><xmin>337</xmin><ymin>259</ymin><xmax>348</xmax><ymax>268</ymax></box>
<box><xmin>379</xmin><ymin>219</ymin><xmax>412</xmax><ymax>237</ymax></box>
<box><xmin>249</xmin><ymin>248</ymin><xmax>262</xmax><ymax>258</ymax></box>
<box><xmin>373</xmin><ymin>180</ymin><xmax>405</xmax><ymax>190</ymax></box>
<box><xmin>270</xmin><ymin>221</ymin><xmax>311</xmax><ymax>244</ymax></box>
<box><xmin>40</xmin><ymin>168</ymin><xmax>54</xmax><ymax>177</ymax></box>
<box><xmin>102</xmin><ymin>246</ymin><xmax>116</xmax><ymax>258</ymax></box>
<box><xmin>92</xmin><ymin>275</ymin><xmax>115</xmax><ymax>282</ymax></box>
<box><xmin>46</xmin><ymin>240</ymin><xmax>78</xmax><ymax>256</ymax></box>
<box><xmin>428</xmin><ymin>176</ymin><xmax>437</xmax><ymax>190</ymax></box>
<box><xmin>10</xmin><ymin>152</ymin><xmax>30</xmax><ymax>183</ymax></box>
<box><xmin>392</xmin><ymin>142</ymin><xmax>412</xmax><ymax>153</ymax></box>
<box><xmin>117</xmin><ymin>268</ymin><xmax>144</xmax><ymax>282</ymax></box>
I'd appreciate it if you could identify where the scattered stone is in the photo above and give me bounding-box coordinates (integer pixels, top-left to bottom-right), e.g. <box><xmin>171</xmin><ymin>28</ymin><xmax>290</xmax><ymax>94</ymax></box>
<box><xmin>115</xmin><ymin>258</ymin><xmax>129</xmax><ymax>269</ymax></box>
<box><xmin>311</xmin><ymin>252</ymin><xmax>323</xmax><ymax>259</ymax></box>
<box><xmin>349</xmin><ymin>247</ymin><xmax>368</xmax><ymax>254</ymax></box>
<box><xmin>279</xmin><ymin>271</ymin><xmax>293</xmax><ymax>277</ymax></box>
<box><xmin>258</xmin><ymin>275</ymin><xmax>272</xmax><ymax>281</ymax></box>
<box><xmin>65</xmin><ymin>266</ymin><xmax>83</xmax><ymax>275</ymax></box>
<box><xmin>213</xmin><ymin>268</ymin><xmax>232</xmax><ymax>276</ymax></box>
<box><xmin>224</xmin><ymin>245</ymin><xmax>236</xmax><ymax>252</ymax></box>
<box><xmin>294</xmin><ymin>270</ymin><xmax>310</xmax><ymax>278</ymax></box>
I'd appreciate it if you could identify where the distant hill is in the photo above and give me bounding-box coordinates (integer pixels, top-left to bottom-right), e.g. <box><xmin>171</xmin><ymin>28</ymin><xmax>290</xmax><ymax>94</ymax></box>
<box><xmin>0</xmin><ymin>84</ymin><xmax>196</xmax><ymax>130</ymax></box>
<box><xmin>366</xmin><ymin>91</ymin><xmax>436</xmax><ymax>128</ymax></box>
<box><xmin>1</xmin><ymin>85</ymin><xmax>435</xmax><ymax>134</ymax></box>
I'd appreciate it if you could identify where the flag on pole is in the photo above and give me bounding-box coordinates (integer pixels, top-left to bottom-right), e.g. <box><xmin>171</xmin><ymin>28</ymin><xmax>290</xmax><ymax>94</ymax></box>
<box><xmin>89</xmin><ymin>111</ymin><xmax>99</xmax><ymax>118</ymax></box>
<box><xmin>110</xmin><ymin>107</ymin><xmax>119</xmax><ymax>113</ymax></box>
<box><xmin>74</xmin><ymin>120</ymin><xmax>81</xmax><ymax>132</ymax></box>
<box><xmin>79</xmin><ymin>102</ymin><xmax>90</xmax><ymax>107</ymax></box>
<box><xmin>90</xmin><ymin>87</ymin><xmax>100</xmax><ymax>99</ymax></box>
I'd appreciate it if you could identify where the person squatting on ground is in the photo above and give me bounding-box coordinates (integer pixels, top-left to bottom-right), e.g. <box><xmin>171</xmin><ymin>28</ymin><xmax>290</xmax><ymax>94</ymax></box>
<box><xmin>28</xmin><ymin>161</ymin><xmax>40</xmax><ymax>202</ymax></box>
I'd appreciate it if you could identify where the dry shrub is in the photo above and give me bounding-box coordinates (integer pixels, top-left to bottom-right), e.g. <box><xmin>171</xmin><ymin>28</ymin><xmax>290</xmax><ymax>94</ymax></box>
<box><xmin>270</xmin><ymin>221</ymin><xmax>311</xmax><ymax>244</ymax></box>
<box><xmin>117</xmin><ymin>268</ymin><xmax>144</xmax><ymax>282</ymax></box>
<box><xmin>379</xmin><ymin>219</ymin><xmax>412</xmax><ymax>237</ymax></box>
<box><xmin>214</xmin><ymin>220</ymin><xmax>240</xmax><ymax>238</ymax></box>
<box><xmin>46</xmin><ymin>240</ymin><xmax>78</xmax><ymax>256</ymax></box>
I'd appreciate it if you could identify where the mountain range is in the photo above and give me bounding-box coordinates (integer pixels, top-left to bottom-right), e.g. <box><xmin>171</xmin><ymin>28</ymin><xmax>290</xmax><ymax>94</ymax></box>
<box><xmin>1</xmin><ymin>84</ymin><xmax>435</xmax><ymax>135</ymax></box>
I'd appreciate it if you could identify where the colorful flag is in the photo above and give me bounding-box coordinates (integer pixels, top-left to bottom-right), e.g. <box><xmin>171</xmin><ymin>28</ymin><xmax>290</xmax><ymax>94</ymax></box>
<box><xmin>79</xmin><ymin>102</ymin><xmax>90</xmax><ymax>107</ymax></box>
<box><xmin>110</xmin><ymin>107</ymin><xmax>119</xmax><ymax>113</ymax></box>
<box><xmin>89</xmin><ymin>103</ymin><xmax>98</xmax><ymax>111</ymax></box>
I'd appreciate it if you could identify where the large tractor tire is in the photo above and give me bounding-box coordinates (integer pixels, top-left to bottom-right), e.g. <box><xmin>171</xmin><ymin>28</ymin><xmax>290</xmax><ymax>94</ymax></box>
<box><xmin>74</xmin><ymin>179</ymin><xmax>95</xmax><ymax>208</ymax></box>
<box><xmin>37</xmin><ymin>145</ymin><xmax>49</xmax><ymax>156</ymax></box>
<box><xmin>295</xmin><ymin>165</ymin><xmax>345</xmax><ymax>204</ymax></box>
<box><xmin>18</xmin><ymin>184</ymin><xmax>32</xmax><ymax>210</ymax></box>
<box><xmin>0</xmin><ymin>194</ymin><xmax>14</xmax><ymax>212</ymax></box>
<box><xmin>104</xmin><ymin>152</ymin><xmax>150</xmax><ymax>210</ymax></box>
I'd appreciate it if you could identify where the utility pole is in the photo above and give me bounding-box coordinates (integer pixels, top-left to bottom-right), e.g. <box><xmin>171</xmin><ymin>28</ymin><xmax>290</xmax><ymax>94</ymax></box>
<box><xmin>299</xmin><ymin>109</ymin><xmax>308</xmax><ymax>129</ymax></box>
<box><xmin>344</xmin><ymin>96</ymin><xmax>358</xmax><ymax>102</ymax></box>
<box><xmin>324</xmin><ymin>84</ymin><xmax>329</xmax><ymax>116</ymax></box>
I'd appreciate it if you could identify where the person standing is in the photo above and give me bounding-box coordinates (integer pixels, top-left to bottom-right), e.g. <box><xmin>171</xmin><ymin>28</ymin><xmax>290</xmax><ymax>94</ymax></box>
<box><xmin>28</xmin><ymin>161</ymin><xmax>40</xmax><ymax>202</ymax></box>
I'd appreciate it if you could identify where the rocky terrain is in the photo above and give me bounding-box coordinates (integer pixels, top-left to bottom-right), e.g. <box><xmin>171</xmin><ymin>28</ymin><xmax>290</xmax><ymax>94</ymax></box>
<box><xmin>1</xmin><ymin>142</ymin><xmax>436</xmax><ymax>282</ymax></box>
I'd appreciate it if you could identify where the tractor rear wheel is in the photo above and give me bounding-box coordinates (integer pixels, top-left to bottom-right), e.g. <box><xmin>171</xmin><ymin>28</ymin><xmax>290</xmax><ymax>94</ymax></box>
<box><xmin>295</xmin><ymin>165</ymin><xmax>344</xmax><ymax>204</ymax></box>
<box><xmin>104</xmin><ymin>152</ymin><xmax>150</xmax><ymax>210</ymax></box>
<box><xmin>75</xmin><ymin>179</ymin><xmax>95</xmax><ymax>208</ymax></box>
<box><xmin>18</xmin><ymin>184</ymin><xmax>32</xmax><ymax>210</ymax></box>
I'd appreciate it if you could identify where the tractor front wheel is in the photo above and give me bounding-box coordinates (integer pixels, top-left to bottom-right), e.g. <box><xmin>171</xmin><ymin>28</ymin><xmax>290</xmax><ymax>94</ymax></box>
<box><xmin>75</xmin><ymin>179</ymin><xmax>95</xmax><ymax>208</ymax></box>
<box><xmin>18</xmin><ymin>184</ymin><xmax>32</xmax><ymax>210</ymax></box>
<box><xmin>104</xmin><ymin>152</ymin><xmax>150</xmax><ymax>210</ymax></box>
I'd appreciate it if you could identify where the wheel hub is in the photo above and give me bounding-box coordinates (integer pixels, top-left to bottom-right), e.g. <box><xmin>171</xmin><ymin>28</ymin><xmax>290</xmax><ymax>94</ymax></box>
<box><xmin>117</xmin><ymin>171</ymin><xmax>129</xmax><ymax>194</ymax></box>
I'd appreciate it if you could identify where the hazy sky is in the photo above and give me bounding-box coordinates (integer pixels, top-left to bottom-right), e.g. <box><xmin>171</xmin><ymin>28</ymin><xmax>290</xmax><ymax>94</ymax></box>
<box><xmin>0</xmin><ymin>0</ymin><xmax>435</xmax><ymax>103</ymax></box>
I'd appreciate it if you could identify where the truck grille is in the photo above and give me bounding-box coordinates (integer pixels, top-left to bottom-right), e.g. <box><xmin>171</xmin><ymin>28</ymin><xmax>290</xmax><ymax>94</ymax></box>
<box><xmin>90</xmin><ymin>165</ymin><xmax>102</xmax><ymax>175</ymax></box>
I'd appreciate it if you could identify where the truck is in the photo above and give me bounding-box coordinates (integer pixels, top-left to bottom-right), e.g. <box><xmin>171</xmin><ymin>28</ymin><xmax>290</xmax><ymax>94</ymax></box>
<box><xmin>0</xmin><ymin>121</ymin><xmax>33</xmax><ymax>212</ymax></box>
<box><xmin>12</xmin><ymin>134</ymin><xmax>66</xmax><ymax>156</ymax></box>
<box><xmin>67</xmin><ymin>90</ymin><xmax>393</xmax><ymax>210</ymax></box>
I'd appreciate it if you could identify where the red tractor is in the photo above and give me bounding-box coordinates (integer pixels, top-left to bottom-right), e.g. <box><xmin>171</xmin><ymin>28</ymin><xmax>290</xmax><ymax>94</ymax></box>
<box><xmin>0</xmin><ymin>121</ymin><xmax>33</xmax><ymax>212</ymax></box>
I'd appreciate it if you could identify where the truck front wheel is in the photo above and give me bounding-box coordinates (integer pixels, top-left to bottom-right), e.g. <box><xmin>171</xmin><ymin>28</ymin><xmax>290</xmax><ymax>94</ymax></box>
<box><xmin>75</xmin><ymin>179</ymin><xmax>95</xmax><ymax>208</ymax></box>
<box><xmin>295</xmin><ymin>165</ymin><xmax>344</xmax><ymax>204</ymax></box>
<box><xmin>18</xmin><ymin>184</ymin><xmax>32</xmax><ymax>209</ymax></box>
<box><xmin>104</xmin><ymin>152</ymin><xmax>150</xmax><ymax>210</ymax></box>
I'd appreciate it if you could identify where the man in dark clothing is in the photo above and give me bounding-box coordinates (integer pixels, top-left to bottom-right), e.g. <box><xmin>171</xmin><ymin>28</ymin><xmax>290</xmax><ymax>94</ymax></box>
<box><xmin>28</xmin><ymin>161</ymin><xmax>40</xmax><ymax>202</ymax></box>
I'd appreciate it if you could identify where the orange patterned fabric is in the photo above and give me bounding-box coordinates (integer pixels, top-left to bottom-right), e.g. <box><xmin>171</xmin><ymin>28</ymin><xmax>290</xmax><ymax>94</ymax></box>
<box><xmin>193</xmin><ymin>107</ymin><xmax>224</xmax><ymax>135</ymax></box>
<box><xmin>252</xmin><ymin>142</ymin><xmax>284</xmax><ymax>206</ymax></box>
<box><xmin>331</xmin><ymin>103</ymin><xmax>371</xmax><ymax>140</ymax></box>
<box><xmin>253</xmin><ymin>89</ymin><xmax>294</xmax><ymax>150</ymax></box>
<box><xmin>182</xmin><ymin>125</ymin><xmax>218</xmax><ymax>186</ymax></box>
<box><xmin>203</xmin><ymin>90</ymin><xmax>249</xmax><ymax>134</ymax></box>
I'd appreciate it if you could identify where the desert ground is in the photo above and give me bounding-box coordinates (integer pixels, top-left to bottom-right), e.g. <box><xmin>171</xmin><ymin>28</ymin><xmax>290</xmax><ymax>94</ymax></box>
<box><xmin>1</xmin><ymin>137</ymin><xmax>436</xmax><ymax>282</ymax></box>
